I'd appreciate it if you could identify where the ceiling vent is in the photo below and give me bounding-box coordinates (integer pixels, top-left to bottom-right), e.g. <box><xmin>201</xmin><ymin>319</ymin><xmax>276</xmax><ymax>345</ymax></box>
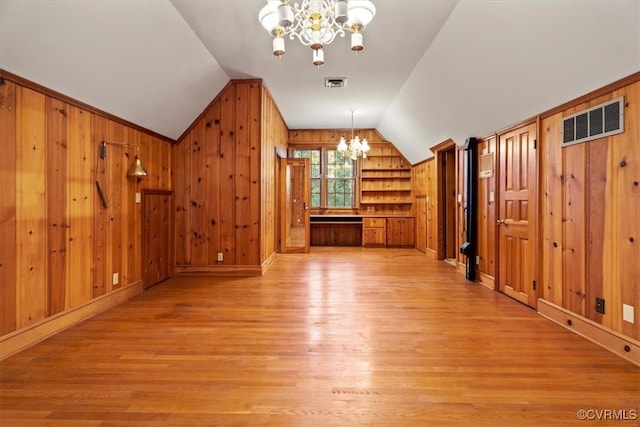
<box><xmin>562</xmin><ymin>97</ymin><xmax>624</xmax><ymax>147</ymax></box>
<box><xmin>324</xmin><ymin>77</ymin><xmax>347</xmax><ymax>88</ymax></box>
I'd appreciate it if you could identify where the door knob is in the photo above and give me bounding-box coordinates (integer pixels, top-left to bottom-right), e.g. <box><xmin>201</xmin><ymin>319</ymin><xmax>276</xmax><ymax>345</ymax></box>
<box><xmin>497</xmin><ymin>219</ymin><xmax>505</xmax><ymax>225</ymax></box>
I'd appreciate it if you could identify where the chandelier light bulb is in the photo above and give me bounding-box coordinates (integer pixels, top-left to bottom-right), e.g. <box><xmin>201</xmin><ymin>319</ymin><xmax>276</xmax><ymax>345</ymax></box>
<box><xmin>351</xmin><ymin>31</ymin><xmax>363</xmax><ymax>52</ymax></box>
<box><xmin>312</xmin><ymin>48</ymin><xmax>325</xmax><ymax>67</ymax></box>
<box><xmin>273</xmin><ymin>36</ymin><xmax>285</xmax><ymax>57</ymax></box>
<box><xmin>278</xmin><ymin>2</ymin><xmax>294</xmax><ymax>27</ymax></box>
<box><xmin>335</xmin><ymin>0</ymin><xmax>348</xmax><ymax>24</ymax></box>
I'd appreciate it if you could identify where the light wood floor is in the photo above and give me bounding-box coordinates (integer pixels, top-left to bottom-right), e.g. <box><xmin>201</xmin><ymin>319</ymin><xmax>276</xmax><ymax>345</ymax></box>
<box><xmin>1</xmin><ymin>248</ymin><xmax>639</xmax><ymax>426</ymax></box>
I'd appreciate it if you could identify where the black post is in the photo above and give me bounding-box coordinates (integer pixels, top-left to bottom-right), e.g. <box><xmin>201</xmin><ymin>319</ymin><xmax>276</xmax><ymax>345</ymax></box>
<box><xmin>460</xmin><ymin>137</ymin><xmax>477</xmax><ymax>281</ymax></box>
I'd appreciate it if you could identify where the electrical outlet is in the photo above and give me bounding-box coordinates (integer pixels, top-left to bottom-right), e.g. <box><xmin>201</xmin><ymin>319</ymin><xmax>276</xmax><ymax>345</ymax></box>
<box><xmin>623</xmin><ymin>304</ymin><xmax>635</xmax><ymax>324</ymax></box>
<box><xmin>217</xmin><ymin>252</ymin><xmax>223</xmax><ymax>262</ymax></box>
<box><xmin>595</xmin><ymin>297</ymin><xmax>605</xmax><ymax>314</ymax></box>
<box><xmin>457</xmin><ymin>194</ymin><xmax>463</xmax><ymax>203</ymax></box>
<box><xmin>112</xmin><ymin>272</ymin><xmax>119</xmax><ymax>285</ymax></box>
<box><xmin>476</xmin><ymin>255</ymin><xmax>480</xmax><ymax>265</ymax></box>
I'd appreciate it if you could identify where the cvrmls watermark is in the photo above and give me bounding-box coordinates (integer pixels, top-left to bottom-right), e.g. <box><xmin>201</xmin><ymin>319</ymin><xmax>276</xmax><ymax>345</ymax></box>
<box><xmin>577</xmin><ymin>409</ymin><xmax>637</xmax><ymax>421</ymax></box>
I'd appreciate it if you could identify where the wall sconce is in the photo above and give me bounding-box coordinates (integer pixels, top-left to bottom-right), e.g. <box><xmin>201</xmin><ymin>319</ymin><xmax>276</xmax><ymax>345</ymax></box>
<box><xmin>99</xmin><ymin>141</ymin><xmax>148</xmax><ymax>178</ymax></box>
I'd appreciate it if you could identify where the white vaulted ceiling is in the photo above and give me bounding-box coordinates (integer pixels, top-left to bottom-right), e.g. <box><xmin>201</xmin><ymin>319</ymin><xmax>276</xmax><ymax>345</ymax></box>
<box><xmin>1</xmin><ymin>0</ymin><xmax>639</xmax><ymax>164</ymax></box>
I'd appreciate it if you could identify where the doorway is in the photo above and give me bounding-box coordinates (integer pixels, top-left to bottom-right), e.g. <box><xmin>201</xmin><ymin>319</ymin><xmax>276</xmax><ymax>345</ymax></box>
<box><xmin>279</xmin><ymin>157</ymin><xmax>310</xmax><ymax>253</ymax></box>
<box><xmin>441</xmin><ymin>147</ymin><xmax>457</xmax><ymax>264</ymax></box>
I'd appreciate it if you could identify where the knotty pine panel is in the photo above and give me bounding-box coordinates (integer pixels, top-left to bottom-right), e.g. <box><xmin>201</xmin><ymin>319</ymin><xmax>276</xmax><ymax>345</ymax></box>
<box><xmin>189</xmin><ymin>120</ymin><xmax>207</xmax><ymax>266</ymax></box>
<box><xmin>172</xmin><ymin>126</ymin><xmax>191</xmax><ymax>267</ymax></box>
<box><xmin>203</xmin><ymin>101</ymin><xmax>221</xmax><ymax>265</ymax></box>
<box><xmin>248</xmin><ymin>82</ymin><xmax>262</xmax><ymax>266</ymax></box>
<box><xmin>66</xmin><ymin>105</ymin><xmax>93</xmax><ymax>308</ymax></box>
<box><xmin>15</xmin><ymin>86</ymin><xmax>47</xmax><ymax>329</ymax></box>
<box><xmin>46</xmin><ymin>97</ymin><xmax>68</xmax><ymax>316</ymax></box>
<box><xmin>234</xmin><ymin>83</ymin><xmax>253</xmax><ymax>265</ymax></box>
<box><xmin>92</xmin><ymin>115</ymin><xmax>109</xmax><ymax>298</ymax></box>
<box><xmin>0</xmin><ymin>79</ymin><xmax>17</xmax><ymax>335</ymax></box>
<box><xmin>586</xmin><ymin>138</ymin><xmax>608</xmax><ymax>325</ymax></box>
<box><xmin>173</xmin><ymin>80</ymin><xmax>277</xmax><ymax>272</ymax></box>
<box><xmin>219</xmin><ymin>84</ymin><xmax>237</xmax><ymax>265</ymax></box>
<box><xmin>562</xmin><ymin>143</ymin><xmax>587</xmax><ymax>316</ymax></box>
<box><xmin>540</xmin><ymin>77</ymin><xmax>640</xmax><ymax>340</ymax></box>
<box><xmin>540</xmin><ymin>113</ymin><xmax>564</xmax><ymax>305</ymax></box>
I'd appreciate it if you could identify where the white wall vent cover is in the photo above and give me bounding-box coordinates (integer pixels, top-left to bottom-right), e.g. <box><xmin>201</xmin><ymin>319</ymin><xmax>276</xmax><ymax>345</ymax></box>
<box><xmin>562</xmin><ymin>97</ymin><xmax>624</xmax><ymax>147</ymax></box>
<box><xmin>324</xmin><ymin>77</ymin><xmax>347</xmax><ymax>88</ymax></box>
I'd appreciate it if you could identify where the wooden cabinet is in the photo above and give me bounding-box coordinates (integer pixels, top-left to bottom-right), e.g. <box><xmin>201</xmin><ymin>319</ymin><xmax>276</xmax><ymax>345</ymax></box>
<box><xmin>386</xmin><ymin>217</ymin><xmax>415</xmax><ymax>248</ymax></box>
<box><xmin>360</xmin><ymin>145</ymin><xmax>412</xmax><ymax>212</ymax></box>
<box><xmin>362</xmin><ymin>217</ymin><xmax>386</xmax><ymax>247</ymax></box>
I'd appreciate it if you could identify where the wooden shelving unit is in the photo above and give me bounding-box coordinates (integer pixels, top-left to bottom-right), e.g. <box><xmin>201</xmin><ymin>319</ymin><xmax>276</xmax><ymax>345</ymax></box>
<box><xmin>360</xmin><ymin>146</ymin><xmax>412</xmax><ymax>209</ymax></box>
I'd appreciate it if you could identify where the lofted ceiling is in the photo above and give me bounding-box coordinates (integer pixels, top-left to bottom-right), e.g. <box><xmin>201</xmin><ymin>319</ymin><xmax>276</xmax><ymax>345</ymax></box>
<box><xmin>1</xmin><ymin>0</ymin><xmax>639</xmax><ymax>164</ymax></box>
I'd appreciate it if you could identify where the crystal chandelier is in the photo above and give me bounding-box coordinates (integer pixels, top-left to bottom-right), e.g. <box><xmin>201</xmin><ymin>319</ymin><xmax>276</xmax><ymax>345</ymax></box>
<box><xmin>337</xmin><ymin>109</ymin><xmax>370</xmax><ymax>160</ymax></box>
<box><xmin>258</xmin><ymin>0</ymin><xmax>376</xmax><ymax>67</ymax></box>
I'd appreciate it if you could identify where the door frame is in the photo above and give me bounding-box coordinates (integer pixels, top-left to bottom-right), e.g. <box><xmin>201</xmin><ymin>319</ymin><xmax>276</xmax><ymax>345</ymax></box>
<box><xmin>279</xmin><ymin>157</ymin><xmax>310</xmax><ymax>253</ymax></box>
<box><xmin>430</xmin><ymin>139</ymin><xmax>458</xmax><ymax>261</ymax></box>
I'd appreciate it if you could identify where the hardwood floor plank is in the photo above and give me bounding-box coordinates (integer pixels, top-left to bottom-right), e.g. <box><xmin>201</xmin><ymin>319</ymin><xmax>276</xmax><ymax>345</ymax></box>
<box><xmin>1</xmin><ymin>248</ymin><xmax>638</xmax><ymax>426</ymax></box>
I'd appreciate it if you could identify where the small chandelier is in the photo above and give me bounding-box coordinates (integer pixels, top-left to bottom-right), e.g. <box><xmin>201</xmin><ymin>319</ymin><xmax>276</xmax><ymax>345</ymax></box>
<box><xmin>258</xmin><ymin>0</ymin><xmax>376</xmax><ymax>67</ymax></box>
<box><xmin>337</xmin><ymin>109</ymin><xmax>370</xmax><ymax>160</ymax></box>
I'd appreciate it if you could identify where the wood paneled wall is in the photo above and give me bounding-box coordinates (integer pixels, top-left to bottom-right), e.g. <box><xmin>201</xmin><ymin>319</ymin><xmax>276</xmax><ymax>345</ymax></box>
<box><xmin>287</xmin><ymin>130</ymin><xmax>411</xmax><ymax>215</ymax></box>
<box><xmin>0</xmin><ymin>72</ymin><xmax>173</xmax><ymax>338</ymax></box>
<box><xmin>540</xmin><ymin>77</ymin><xmax>640</xmax><ymax>340</ymax></box>
<box><xmin>172</xmin><ymin>80</ymin><xmax>287</xmax><ymax>274</ymax></box>
<box><xmin>412</xmin><ymin>158</ymin><xmax>437</xmax><ymax>257</ymax></box>
<box><xmin>288</xmin><ymin>129</ymin><xmax>386</xmax><ymax>145</ymax></box>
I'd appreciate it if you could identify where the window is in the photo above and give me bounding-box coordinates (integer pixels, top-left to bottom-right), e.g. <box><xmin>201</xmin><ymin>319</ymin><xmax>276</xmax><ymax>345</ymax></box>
<box><xmin>292</xmin><ymin>147</ymin><xmax>356</xmax><ymax>209</ymax></box>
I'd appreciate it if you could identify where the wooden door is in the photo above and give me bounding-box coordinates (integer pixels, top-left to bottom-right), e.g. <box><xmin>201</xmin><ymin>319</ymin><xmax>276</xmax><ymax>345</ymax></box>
<box><xmin>142</xmin><ymin>190</ymin><xmax>173</xmax><ymax>289</ymax></box>
<box><xmin>280</xmin><ymin>158</ymin><xmax>310</xmax><ymax>253</ymax></box>
<box><xmin>497</xmin><ymin>123</ymin><xmax>537</xmax><ymax>307</ymax></box>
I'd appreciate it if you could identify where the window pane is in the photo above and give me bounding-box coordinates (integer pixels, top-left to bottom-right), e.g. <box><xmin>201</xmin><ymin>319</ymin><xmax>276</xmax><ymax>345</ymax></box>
<box><xmin>312</xmin><ymin>194</ymin><xmax>321</xmax><ymax>207</ymax></box>
<box><xmin>311</xmin><ymin>164</ymin><xmax>320</xmax><ymax>177</ymax></box>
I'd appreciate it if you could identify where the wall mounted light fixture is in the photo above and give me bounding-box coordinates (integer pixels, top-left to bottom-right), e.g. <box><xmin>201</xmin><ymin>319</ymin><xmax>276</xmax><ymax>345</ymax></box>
<box><xmin>99</xmin><ymin>141</ymin><xmax>148</xmax><ymax>178</ymax></box>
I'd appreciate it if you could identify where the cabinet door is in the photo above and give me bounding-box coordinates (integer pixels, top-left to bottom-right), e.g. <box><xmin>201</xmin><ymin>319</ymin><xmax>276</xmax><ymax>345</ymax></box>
<box><xmin>363</xmin><ymin>218</ymin><xmax>386</xmax><ymax>247</ymax></box>
<box><xmin>363</xmin><ymin>228</ymin><xmax>386</xmax><ymax>247</ymax></box>
<box><xmin>386</xmin><ymin>218</ymin><xmax>415</xmax><ymax>247</ymax></box>
<box><xmin>401</xmin><ymin>218</ymin><xmax>415</xmax><ymax>247</ymax></box>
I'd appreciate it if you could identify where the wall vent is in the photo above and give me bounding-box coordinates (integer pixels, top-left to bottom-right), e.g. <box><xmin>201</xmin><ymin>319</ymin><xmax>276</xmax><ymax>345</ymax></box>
<box><xmin>324</xmin><ymin>77</ymin><xmax>347</xmax><ymax>88</ymax></box>
<box><xmin>561</xmin><ymin>97</ymin><xmax>624</xmax><ymax>147</ymax></box>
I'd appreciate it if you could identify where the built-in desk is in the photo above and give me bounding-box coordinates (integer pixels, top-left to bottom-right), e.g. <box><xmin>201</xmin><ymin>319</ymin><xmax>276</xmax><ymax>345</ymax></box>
<box><xmin>310</xmin><ymin>215</ymin><xmax>415</xmax><ymax>248</ymax></box>
<box><xmin>310</xmin><ymin>215</ymin><xmax>362</xmax><ymax>246</ymax></box>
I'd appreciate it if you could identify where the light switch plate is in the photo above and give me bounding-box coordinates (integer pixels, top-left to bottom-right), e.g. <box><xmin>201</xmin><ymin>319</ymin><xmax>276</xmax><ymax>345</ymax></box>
<box><xmin>112</xmin><ymin>272</ymin><xmax>119</xmax><ymax>285</ymax></box>
<box><xmin>135</xmin><ymin>192</ymin><xmax>141</xmax><ymax>204</ymax></box>
<box><xmin>623</xmin><ymin>304</ymin><xmax>635</xmax><ymax>324</ymax></box>
<box><xmin>489</xmin><ymin>191</ymin><xmax>495</xmax><ymax>203</ymax></box>
<box><xmin>457</xmin><ymin>194</ymin><xmax>462</xmax><ymax>203</ymax></box>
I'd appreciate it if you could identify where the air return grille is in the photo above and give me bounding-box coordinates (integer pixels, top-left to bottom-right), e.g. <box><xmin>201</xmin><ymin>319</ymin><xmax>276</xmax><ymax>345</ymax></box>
<box><xmin>561</xmin><ymin>97</ymin><xmax>624</xmax><ymax>147</ymax></box>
